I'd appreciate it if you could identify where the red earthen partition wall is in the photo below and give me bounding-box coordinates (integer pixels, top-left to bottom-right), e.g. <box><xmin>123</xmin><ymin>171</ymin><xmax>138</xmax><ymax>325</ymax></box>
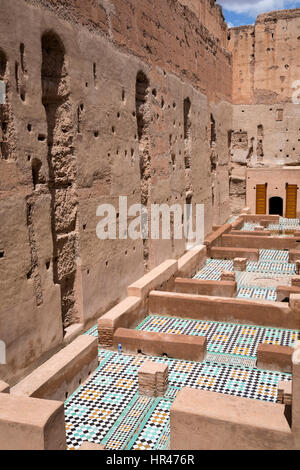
<box><xmin>210</xmin><ymin>246</ymin><xmax>259</xmax><ymax>261</ymax></box>
<box><xmin>257</xmin><ymin>344</ymin><xmax>293</xmax><ymax>373</ymax></box>
<box><xmin>222</xmin><ymin>234</ymin><xmax>300</xmax><ymax>250</ymax></box>
<box><xmin>11</xmin><ymin>335</ymin><xmax>98</xmax><ymax>401</ymax></box>
<box><xmin>277</xmin><ymin>286</ymin><xmax>300</xmax><ymax>302</ymax></box>
<box><xmin>149</xmin><ymin>291</ymin><xmax>300</xmax><ymax>330</ymax></box>
<box><xmin>175</xmin><ymin>278</ymin><xmax>237</xmax><ymax>297</ymax></box>
<box><xmin>0</xmin><ymin>394</ymin><xmax>66</xmax><ymax>450</ymax></box>
<box><xmin>113</xmin><ymin>328</ymin><xmax>207</xmax><ymax>362</ymax></box>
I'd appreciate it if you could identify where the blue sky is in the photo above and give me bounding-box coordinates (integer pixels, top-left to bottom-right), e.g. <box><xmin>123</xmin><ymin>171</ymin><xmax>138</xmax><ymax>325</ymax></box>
<box><xmin>218</xmin><ymin>0</ymin><xmax>300</xmax><ymax>27</ymax></box>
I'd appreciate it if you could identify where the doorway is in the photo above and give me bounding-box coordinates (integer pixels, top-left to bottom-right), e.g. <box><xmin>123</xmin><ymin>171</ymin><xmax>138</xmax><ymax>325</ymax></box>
<box><xmin>269</xmin><ymin>197</ymin><xmax>283</xmax><ymax>216</ymax></box>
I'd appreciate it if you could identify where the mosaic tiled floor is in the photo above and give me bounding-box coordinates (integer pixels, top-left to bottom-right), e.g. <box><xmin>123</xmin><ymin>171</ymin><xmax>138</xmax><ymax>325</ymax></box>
<box><xmin>137</xmin><ymin>315</ymin><xmax>299</xmax><ymax>358</ymax></box>
<box><xmin>259</xmin><ymin>249</ymin><xmax>290</xmax><ymax>262</ymax></box>
<box><xmin>247</xmin><ymin>261</ymin><xmax>295</xmax><ymax>275</ymax></box>
<box><xmin>65</xmin><ymin>349</ymin><xmax>292</xmax><ymax>450</ymax></box>
<box><xmin>237</xmin><ymin>285</ymin><xmax>277</xmax><ymax>301</ymax></box>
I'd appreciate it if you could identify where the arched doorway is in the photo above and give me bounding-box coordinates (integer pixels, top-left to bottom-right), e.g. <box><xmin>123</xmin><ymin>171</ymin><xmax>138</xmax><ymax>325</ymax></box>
<box><xmin>269</xmin><ymin>197</ymin><xmax>283</xmax><ymax>216</ymax></box>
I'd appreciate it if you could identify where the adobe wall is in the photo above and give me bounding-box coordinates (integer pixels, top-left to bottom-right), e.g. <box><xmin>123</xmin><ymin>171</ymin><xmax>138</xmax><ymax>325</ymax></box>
<box><xmin>228</xmin><ymin>10</ymin><xmax>300</xmax><ymax>214</ymax></box>
<box><xmin>0</xmin><ymin>0</ymin><xmax>233</xmax><ymax>385</ymax></box>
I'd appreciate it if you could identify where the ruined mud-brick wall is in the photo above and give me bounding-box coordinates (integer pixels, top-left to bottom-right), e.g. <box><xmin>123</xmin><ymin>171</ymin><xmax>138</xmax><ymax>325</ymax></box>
<box><xmin>228</xmin><ymin>9</ymin><xmax>300</xmax><ymax>215</ymax></box>
<box><xmin>0</xmin><ymin>0</ymin><xmax>232</xmax><ymax>385</ymax></box>
<box><xmin>178</xmin><ymin>0</ymin><xmax>228</xmax><ymax>48</ymax></box>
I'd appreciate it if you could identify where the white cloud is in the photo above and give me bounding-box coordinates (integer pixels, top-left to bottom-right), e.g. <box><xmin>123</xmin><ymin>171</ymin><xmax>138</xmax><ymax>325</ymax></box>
<box><xmin>218</xmin><ymin>0</ymin><xmax>298</xmax><ymax>17</ymax></box>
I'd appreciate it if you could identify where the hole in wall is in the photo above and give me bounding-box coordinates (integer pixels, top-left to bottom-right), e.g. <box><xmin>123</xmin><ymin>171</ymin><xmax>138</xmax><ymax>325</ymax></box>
<box><xmin>0</xmin><ymin>250</ymin><xmax>4</xmax><ymax>259</ymax></box>
<box><xmin>32</xmin><ymin>158</ymin><xmax>43</xmax><ymax>189</ymax></box>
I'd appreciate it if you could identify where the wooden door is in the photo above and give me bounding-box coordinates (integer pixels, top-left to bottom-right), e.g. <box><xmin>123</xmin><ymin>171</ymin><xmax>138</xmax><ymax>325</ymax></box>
<box><xmin>256</xmin><ymin>184</ymin><xmax>267</xmax><ymax>214</ymax></box>
<box><xmin>285</xmin><ymin>184</ymin><xmax>297</xmax><ymax>219</ymax></box>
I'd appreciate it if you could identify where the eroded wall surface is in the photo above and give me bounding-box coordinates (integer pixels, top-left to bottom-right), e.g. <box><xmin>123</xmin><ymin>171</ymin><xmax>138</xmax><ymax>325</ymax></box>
<box><xmin>0</xmin><ymin>0</ymin><xmax>232</xmax><ymax>384</ymax></box>
<box><xmin>228</xmin><ymin>10</ymin><xmax>300</xmax><ymax>214</ymax></box>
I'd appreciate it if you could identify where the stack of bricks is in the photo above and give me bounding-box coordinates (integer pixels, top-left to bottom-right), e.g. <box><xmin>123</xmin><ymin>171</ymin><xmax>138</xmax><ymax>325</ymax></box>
<box><xmin>98</xmin><ymin>327</ymin><xmax>114</xmax><ymax>347</ymax></box>
<box><xmin>277</xmin><ymin>381</ymin><xmax>292</xmax><ymax>405</ymax></box>
<box><xmin>139</xmin><ymin>361</ymin><xmax>168</xmax><ymax>397</ymax></box>
<box><xmin>291</xmin><ymin>276</ymin><xmax>300</xmax><ymax>288</ymax></box>
<box><xmin>296</xmin><ymin>261</ymin><xmax>300</xmax><ymax>275</ymax></box>
<box><xmin>221</xmin><ymin>270</ymin><xmax>236</xmax><ymax>282</ymax></box>
<box><xmin>233</xmin><ymin>258</ymin><xmax>247</xmax><ymax>272</ymax></box>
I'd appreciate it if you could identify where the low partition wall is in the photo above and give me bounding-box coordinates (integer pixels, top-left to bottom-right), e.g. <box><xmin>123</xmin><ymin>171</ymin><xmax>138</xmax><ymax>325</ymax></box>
<box><xmin>210</xmin><ymin>246</ymin><xmax>259</xmax><ymax>261</ymax></box>
<box><xmin>230</xmin><ymin>230</ymin><xmax>271</xmax><ymax>237</ymax></box>
<box><xmin>149</xmin><ymin>291</ymin><xmax>300</xmax><ymax>330</ymax></box>
<box><xmin>98</xmin><ymin>296</ymin><xmax>145</xmax><ymax>347</ymax></box>
<box><xmin>257</xmin><ymin>344</ymin><xmax>293</xmax><ymax>373</ymax></box>
<box><xmin>230</xmin><ymin>216</ymin><xmax>245</xmax><ymax>231</ymax></box>
<box><xmin>127</xmin><ymin>259</ymin><xmax>178</xmax><ymax>298</ymax></box>
<box><xmin>11</xmin><ymin>335</ymin><xmax>98</xmax><ymax>402</ymax></box>
<box><xmin>175</xmin><ymin>278</ymin><xmax>237</xmax><ymax>297</ymax></box>
<box><xmin>242</xmin><ymin>214</ymin><xmax>280</xmax><ymax>224</ymax></box>
<box><xmin>170</xmin><ymin>388</ymin><xmax>292</xmax><ymax>450</ymax></box>
<box><xmin>222</xmin><ymin>234</ymin><xmax>300</xmax><ymax>250</ymax></box>
<box><xmin>0</xmin><ymin>394</ymin><xmax>66</xmax><ymax>450</ymax></box>
<box><xmin>170</xmin><ymin>346</ymin><xmax>300</xmax><ymax>450</ymax></box>
<box><xmin>113</xmin><ymin>328</ymin><xmax>207</xmax><ymax>362</ymax></box>
<box><xmin>277</xmin><ymin>286</ymin><xmax>300</xmax><ymax>302</ymax></box>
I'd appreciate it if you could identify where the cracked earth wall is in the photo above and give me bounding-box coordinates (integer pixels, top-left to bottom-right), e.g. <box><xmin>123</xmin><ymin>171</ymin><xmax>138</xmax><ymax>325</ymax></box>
<box><xmin>0</xmin><ymin>0</ymin><xmax>232</xmax><ymax>385</ymax></box>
